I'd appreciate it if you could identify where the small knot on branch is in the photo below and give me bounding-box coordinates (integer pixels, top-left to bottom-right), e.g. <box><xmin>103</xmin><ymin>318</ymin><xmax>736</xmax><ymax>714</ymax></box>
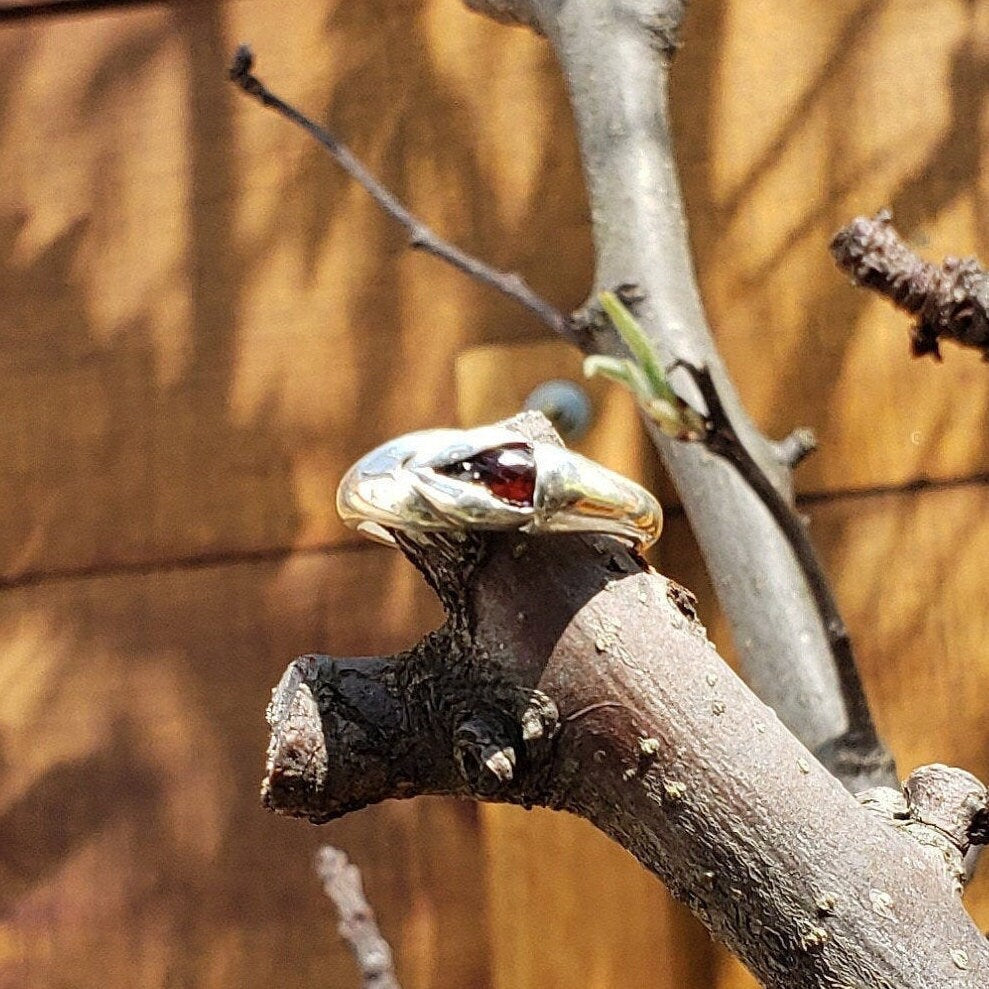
<box><xmin>859</xmin><ymin>765</ymin><xmax>989</xmax><ymax>894</ymax></box>
<box><xmin>453</xmin><ymin>714</ymin><xmax>518</xmax><ymax>794</ymax></box>
<box><xmin>451</xmin><ymin>687</ymin><xmax>560</xmax><ymax>797</ymax></box>
<box><xmin>228</xmin><ymin>42</ymin><xmax>253</xmax><ymax>82</ymax></box>
<box><xmin>228</xmin><ymin>44</ymin><xmax>276</xmax><ymax>109</ymax></box>
<box><xmin>856</xmin><ymin>784</ymin><xmax>910</xmax><ymax>823</ymax></box>
<box><xmin>830</xmin><ymin>210</ymin><xmax>989</xmax><ymax>360</ymax></box>
<box><xmin>772</xmin><ymin>428</ymin><xmax>817</xmax><ymax>469</ymax></box>
<box><xmin>517</xmin><ymin>688</ymin><xmax>560</xmax><ymax>745</ymax></box>
<box><xmin>644</xmin><ymin>6</ymin><xmax>689</xmax><ymax>55</ymax></box>
<box><xmin>903</xmin><ymin>764</ymin><xmax>989</xmax><ymax>856</ymax></box>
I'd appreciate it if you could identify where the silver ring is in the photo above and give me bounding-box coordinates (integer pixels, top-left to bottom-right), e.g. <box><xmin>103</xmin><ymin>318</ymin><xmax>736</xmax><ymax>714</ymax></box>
<box><xmin>336</xmin><ymin>425</ymin><xmax>663</xmax><ymax>552</ymax></box>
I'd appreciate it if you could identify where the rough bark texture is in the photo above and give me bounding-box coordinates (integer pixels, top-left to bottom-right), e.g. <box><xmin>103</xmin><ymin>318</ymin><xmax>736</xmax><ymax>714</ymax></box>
<box><xmin>831</xmin><ymin>211</ymin><xmax>989</xmax><ymax>360</ymax></box>
<box><xmin>265</xmin><ymin>414</ymin><xmax>989</xmax><ymax>989</ymax></box>
<box><xmin>465</xmin><ymin>0</ymin><xmax>888</xmax><ymax>785</ymax></box>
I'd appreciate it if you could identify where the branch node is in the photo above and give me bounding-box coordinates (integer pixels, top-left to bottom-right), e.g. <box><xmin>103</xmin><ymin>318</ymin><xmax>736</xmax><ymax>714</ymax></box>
<box><xmin>860</xmin><ymin>765</ymin><xmax>989</xmax><ymax>894</ymax></box>
<box><xmin>453</xmin><ymin>714</ymin><xmax>517</xmax><ymax>794</ymax></box>
<box><xmin>903</xmin><ymin>764</ymin><xmax>989</xmax><ymax>857</ymax></box>
<box><xmin>518</xmin><ymin>688</ymin><xmax>560</xmax><ymax>743</ymax></box>
<box><xmin>772</xmin><ymin>427</ymin><xmax>818</xmax><ymax>469</ymax></box>
<box><xmin>644</xmin><ymin>9</ymin><xmax>687</xmax><ymax>56</ymax></box>
<box><xmin>615</xmin><ymin>282</ymin><xmax>647</xmax><ymax>307</ymax></box>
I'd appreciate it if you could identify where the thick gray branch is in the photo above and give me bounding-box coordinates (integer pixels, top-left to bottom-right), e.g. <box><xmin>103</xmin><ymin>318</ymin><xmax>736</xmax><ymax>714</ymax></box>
<box><xmin>467</xmin><ymin>0</ymin><xmax>892</xmax><ymax>788</ymax></box>
<box><xmin>263</xmin><ymin>415</ymin><xmax>989</xmax><ymax>989</ymax></box>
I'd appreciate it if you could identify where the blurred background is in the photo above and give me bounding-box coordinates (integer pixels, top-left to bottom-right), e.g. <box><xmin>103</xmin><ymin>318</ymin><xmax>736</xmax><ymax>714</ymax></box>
<box><xmin>1</xmin><ymin>0</ymin><xmax>988</xmax><ymax>986</ymax></box>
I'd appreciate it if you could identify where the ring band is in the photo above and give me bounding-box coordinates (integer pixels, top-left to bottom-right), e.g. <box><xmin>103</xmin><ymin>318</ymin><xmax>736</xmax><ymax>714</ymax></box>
<box><xmin>336</xmin><ymin>425</ymin><xmax>663</xmax><ymax>552</ymax></box>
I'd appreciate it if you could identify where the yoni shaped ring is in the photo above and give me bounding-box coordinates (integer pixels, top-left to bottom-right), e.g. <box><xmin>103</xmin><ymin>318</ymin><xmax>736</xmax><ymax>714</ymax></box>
<box><xmin>336</xmin><ymin>424</ymin><xmax>663</xmax><ymax>552</ymax></box>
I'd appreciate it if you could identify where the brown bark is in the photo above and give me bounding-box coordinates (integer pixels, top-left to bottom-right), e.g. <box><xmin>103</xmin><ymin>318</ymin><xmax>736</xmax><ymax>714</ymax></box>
<box><xmin>265</xmin><ymin>415</ymin><xmax>989</xmax><ymax>989</ymax></box>
<box><xmin>831</xmin><ymin>210</ymin><xmax>989</xmax><ymax>360</ymax></box>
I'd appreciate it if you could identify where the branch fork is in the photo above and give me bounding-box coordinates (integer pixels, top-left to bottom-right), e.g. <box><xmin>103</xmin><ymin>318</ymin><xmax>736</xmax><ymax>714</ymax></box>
<box><xmin>230</xmin><ymin>38</ymin><xmax>893</xmax><ymax>788</ymax></box>
<box><xmin>263</xmin><ymin>416</ymin><xmax>989</xmax><ymax>988</ymax></box>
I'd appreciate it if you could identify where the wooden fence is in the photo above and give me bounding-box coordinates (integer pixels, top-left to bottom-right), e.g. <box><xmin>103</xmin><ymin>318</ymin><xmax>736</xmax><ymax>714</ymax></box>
<box><xmin>1</xmin><ymin>1</ymin><xmax>987</xmax><ymax>986</ymax></box>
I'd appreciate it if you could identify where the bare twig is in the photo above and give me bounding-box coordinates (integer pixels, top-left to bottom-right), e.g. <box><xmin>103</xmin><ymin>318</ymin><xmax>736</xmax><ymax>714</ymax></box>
<box><xmin>228</xmin><ymin>45</ymin><xmax>583</xmax><ymax>347</ymax></box>
<box><xmin>771</xmin><ymin>427</ymin><xmax>818</xmax><ymax>469</ymax></box>
<box><xmin>831</xmin><ymin>210</ymin><xmax>989</xmax><ymax>360</ymax></box>
<box><xmin>673</xmin><ymin>361</ymin><xmax>892</xmax><ymax>780</ymax></box>
<box><xmin>315</xmin><ymin>846</ymin><xmax>402</xmax><ymax>989</ymax></box>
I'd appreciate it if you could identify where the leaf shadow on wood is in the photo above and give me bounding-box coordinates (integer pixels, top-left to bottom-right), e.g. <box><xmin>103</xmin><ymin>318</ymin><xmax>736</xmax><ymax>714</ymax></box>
<box><xmin>0</xmin><ymin>10</ymin><xmax>442</xmax><ymax>987</ymax></box>
<box><xmin>0</xmin><ymin>4</ymin><xmax>590</xmax><ymax>987</ymax></box>
<box><xmin>680</xmin><ymin>0</ymin><xmax>989</xmax><ymax>471</ymax></box>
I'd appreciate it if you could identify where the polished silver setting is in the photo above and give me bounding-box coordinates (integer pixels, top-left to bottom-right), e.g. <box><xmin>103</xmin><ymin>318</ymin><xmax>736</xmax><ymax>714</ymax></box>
<box><xmin>336</xmin><ymin>425</ymin><xmax>663</xmax><ymax>552</ymax></box>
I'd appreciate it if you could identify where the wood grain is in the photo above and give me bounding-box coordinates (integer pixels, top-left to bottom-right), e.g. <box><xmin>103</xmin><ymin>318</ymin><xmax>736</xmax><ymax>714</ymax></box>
<box><xmin>0</xmin><ymin>547</ymin><xmax>496</xmax><ymax>989</ymax></box>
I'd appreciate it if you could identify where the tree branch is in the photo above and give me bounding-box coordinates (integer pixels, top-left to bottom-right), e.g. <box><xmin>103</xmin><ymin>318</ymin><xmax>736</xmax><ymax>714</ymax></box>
<box><xmin>229</xmin><ymin>25</ymin><xmax>890</xmax><ymax>788</ymax></box>
<box><xmin>265</xmin><ymin>413</ymin><xmax>989</xmax><ymax>989</ymax></box>
<box><xmin>228</xmin><ymin>45</ymin><xmax>585</xmax><ymax>348</ymax></box>
<box><xmin>465</xmin><ymin>0</ymin><xmax>893</xmax><ymax>787</ymax></box>
<box><xmin>673</xmin><ymin>361</ymin><xmax>889</xmax><ymax>779</ymax></box>
<box><xmin>314</xmin><ymin>847</ymin><xmax>402</xmax><ymax>989</ymax></box>
<box><xmin>831</xmin><ymin>210</ymin><xmax>989</xmax><ymax>360</ymax></box>
<box><xmin>580</xmin><ymin>299</ymin><xmax>884</xmax><ymax>773</ymax></box>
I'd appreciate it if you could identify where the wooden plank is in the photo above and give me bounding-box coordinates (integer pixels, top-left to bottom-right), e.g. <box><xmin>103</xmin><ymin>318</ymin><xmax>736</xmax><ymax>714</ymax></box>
<box><xmin>0</xmin><ymin>0</ymin><xmax>590</xmax><ymax>582</ymax></box>
<box><xmin>481</xmin><ymin>804</ymin><xmax>714</xmax><ymax>989</ymax></box>
<box><xmin>675</xmin><ymin>0</ymin><xmax>989</xmax><ymax>494</ymax></box>
<box><xmin>0</xmin><ymin>547</ymin><xmax>496</xmax><ymax>989</ymax></box>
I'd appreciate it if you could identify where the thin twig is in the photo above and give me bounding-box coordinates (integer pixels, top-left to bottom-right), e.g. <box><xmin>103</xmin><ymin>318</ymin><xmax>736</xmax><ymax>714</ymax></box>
<box><xmin>315</xmin><ymin>846</ymin><xmax>403</xmax><ymax>989</ymax></box>
<box><xmin>228</xmin><ymin>45</ymin><xmax>581</xmax><ymax>346</ymax></box>
<box><xmin>772</xmin><ymin>428</ymin><xmax>818</xmax><ymax>470</ymax></box>
<box><xmin>673</xmin><ymin>361</ymin><xmax>893</xmax><ymax>778</ymax></box>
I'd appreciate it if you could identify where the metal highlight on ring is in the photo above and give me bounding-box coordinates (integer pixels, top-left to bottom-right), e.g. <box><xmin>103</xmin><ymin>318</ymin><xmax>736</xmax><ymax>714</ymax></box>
<box><xmin>336</xmin><ymin>425</ymin><xmax>663</xmax><ymax>552</ymax></box>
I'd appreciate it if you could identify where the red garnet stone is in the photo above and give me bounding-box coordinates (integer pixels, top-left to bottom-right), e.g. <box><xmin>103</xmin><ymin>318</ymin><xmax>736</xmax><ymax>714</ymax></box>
<box><xmin>437</xmin><ymin>443</ymin><xmax>537</xmax><ymax>506</ymax></box>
